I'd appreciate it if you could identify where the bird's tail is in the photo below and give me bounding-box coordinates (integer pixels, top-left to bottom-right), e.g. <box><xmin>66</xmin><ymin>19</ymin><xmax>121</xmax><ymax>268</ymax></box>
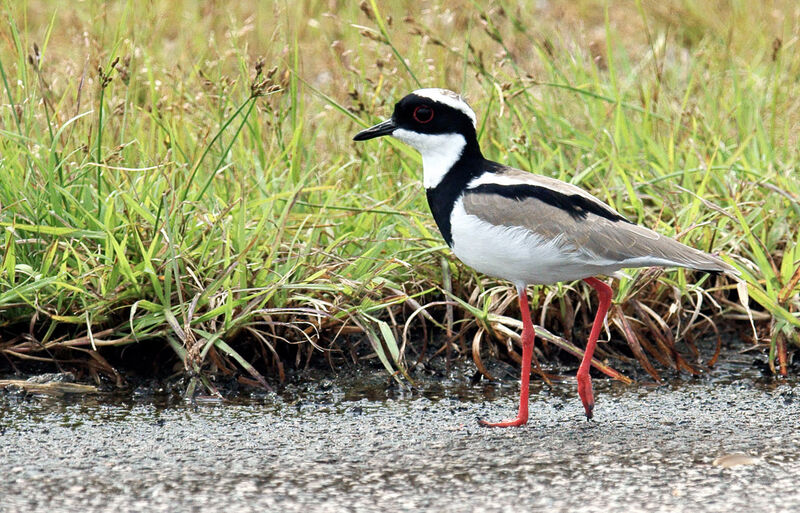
<box><xmin>634</xmin><ymin>234</ymin><xmax>739</xmax><ymax>276</ymax></box>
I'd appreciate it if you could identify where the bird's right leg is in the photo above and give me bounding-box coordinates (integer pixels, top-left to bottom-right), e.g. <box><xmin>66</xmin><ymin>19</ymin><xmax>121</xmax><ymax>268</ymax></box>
<box><xmin>576</xmin><ymin>277</ymin><xmax>613</xmax><ymax>420</ymax></box>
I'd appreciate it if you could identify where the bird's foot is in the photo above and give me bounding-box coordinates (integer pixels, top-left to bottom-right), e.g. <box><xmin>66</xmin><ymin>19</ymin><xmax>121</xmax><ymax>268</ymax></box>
<box><xmin>577</xmin><ymin>372</ymin><xmax>594</xmax><ymax>420</ymax></box>
<box><xmin>478</xmin><ymin>415</ymin><xmax>528</xmax><ymax>428</ymax></box>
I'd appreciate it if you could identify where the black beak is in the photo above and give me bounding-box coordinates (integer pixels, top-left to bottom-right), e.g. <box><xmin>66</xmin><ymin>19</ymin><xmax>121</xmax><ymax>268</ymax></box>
<box><xmin>353</xmin><ymin>118</ymin><xmax>397</xmax><ymax>141</ymax></box>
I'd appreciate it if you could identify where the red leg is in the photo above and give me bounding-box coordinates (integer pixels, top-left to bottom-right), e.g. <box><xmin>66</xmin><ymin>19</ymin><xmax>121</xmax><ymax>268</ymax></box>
<box><xmin>479</xmin><ymin>285</ymin><xmax>534</xmax><ymax>427</ymax></box>
<box><xmin>577</xmin><ymin>277</ymin><xmax>613</xmax><ymax>420</ymax></box>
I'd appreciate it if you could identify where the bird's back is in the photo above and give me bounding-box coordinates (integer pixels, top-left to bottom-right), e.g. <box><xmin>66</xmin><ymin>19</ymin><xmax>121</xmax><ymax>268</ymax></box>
<box><xmin>458</xmin><ymin>165</ymin><xmax>736</xmax><ymax>279</ymax></box>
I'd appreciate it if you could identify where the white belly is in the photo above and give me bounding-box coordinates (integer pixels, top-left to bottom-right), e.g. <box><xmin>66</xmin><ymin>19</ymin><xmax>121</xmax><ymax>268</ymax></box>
<box><xmin>449</xmin><ymin>199</ymin><xmax>612</xmax><ymax>285</ymax></box>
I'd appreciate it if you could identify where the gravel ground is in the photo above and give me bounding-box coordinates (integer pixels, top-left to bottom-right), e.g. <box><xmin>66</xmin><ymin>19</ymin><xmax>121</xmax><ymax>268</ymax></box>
<box><xmin>1</xmin><ymin>359</ymin><xmax>798</xmax><ymax>513</ymax></box>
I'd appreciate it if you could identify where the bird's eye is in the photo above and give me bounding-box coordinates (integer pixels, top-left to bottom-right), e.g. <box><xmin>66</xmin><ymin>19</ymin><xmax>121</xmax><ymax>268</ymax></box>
<box><xmin>413</xmin><ymin>105</ymin><xmax>434</xmax><ymax>124</ymax></box>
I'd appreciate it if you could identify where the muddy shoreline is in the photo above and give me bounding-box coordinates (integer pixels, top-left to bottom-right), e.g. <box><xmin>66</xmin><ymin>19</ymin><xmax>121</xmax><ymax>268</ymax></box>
<box><xmin>2</xmin><ymin>355</ymin><xmax>799</xmax><ymax>513</ymax></box>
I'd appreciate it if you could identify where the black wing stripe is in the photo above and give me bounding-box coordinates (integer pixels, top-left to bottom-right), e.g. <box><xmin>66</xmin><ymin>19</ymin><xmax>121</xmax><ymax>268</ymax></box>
<box><xmin>467</xmin><ymin>183</ymin><xmax>631</xmax><ymax>224</ymax></box>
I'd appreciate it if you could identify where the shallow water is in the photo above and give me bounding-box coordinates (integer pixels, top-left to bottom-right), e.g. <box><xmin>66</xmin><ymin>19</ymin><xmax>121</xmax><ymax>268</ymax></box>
<box><xmin>1</xmin><ymin>358</ymin><xmax>799</xmax><ymax>513</ymax></box>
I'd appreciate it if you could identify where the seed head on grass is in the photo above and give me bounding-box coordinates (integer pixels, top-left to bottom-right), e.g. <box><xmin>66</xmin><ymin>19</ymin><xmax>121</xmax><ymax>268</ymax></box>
<box><xmin>98</xmin><ymin>57</ymin><xmax>119</xmax><ymax>89</ymax></box>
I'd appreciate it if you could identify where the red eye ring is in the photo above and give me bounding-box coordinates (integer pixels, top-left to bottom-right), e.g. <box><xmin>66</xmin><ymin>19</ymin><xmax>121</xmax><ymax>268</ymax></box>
<box><xmin>413</xmin><ymin>105</ymin><xmax>434</xmax><ymax>124</ymax></box>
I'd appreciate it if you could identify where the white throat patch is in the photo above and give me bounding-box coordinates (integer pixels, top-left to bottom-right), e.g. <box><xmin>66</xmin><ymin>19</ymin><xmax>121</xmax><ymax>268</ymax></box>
<box><xmin>392</xmin><ymin>129</ymin><xmax>466</xmax><ymax>189</ymax></box>
<box><xmin>411</xmin><ymin>88</ymin><xmax>477</xmax><ymax>127</ymax></box>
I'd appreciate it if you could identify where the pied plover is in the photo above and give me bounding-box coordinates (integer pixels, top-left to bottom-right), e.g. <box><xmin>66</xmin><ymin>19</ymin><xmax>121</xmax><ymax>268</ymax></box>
<box><xmin>354</xmin><ymin>88</ymin><xmax>736</xmax><ymax>427</ymax></box>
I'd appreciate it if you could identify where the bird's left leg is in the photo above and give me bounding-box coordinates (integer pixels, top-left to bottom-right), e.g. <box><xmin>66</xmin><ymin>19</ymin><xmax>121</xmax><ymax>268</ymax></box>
<box><xmin>577</xmin><ymin>277</ymin><xmax>613</xmax><ymax>419</ymax></box>
<box><xmin>478</xmin><ymin>284</ymin><xmax>534</xmax><ymax>427</ymax></box>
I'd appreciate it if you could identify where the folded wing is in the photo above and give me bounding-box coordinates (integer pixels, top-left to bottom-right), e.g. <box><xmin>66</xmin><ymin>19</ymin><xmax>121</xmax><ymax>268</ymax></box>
<box><xmin>462</xmin><ymin>167</ymin><xmax>735</xmax><ymax>274</ymax></box>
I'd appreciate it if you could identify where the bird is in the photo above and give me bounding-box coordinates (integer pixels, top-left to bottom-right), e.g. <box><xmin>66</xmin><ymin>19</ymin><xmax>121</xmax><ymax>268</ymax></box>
<box><xmin>353</xmin><ymin>88</ymin><xmax>737</xmax><ymax>427</ymax></box>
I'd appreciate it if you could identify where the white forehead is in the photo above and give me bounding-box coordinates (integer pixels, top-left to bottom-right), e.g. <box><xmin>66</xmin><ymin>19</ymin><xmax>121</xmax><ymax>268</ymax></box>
<box><xmin>412</xmin><ymin>88</ymin><xmax>477</xmax><ymax>126</ymax></box>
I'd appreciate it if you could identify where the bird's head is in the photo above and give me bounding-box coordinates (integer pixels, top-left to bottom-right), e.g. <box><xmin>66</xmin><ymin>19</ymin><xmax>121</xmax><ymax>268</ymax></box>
<box><xmin>353</xmin><ymin>88</ymin><xmax>478</xmax><ymax>151</ymax></box>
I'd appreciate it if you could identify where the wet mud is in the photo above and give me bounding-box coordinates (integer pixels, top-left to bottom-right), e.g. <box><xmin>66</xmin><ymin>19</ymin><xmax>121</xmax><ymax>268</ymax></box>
<box><xmin>1</xmin><ymin>356</ymin><xmax>799</xmax><ymax>513</ymax></box>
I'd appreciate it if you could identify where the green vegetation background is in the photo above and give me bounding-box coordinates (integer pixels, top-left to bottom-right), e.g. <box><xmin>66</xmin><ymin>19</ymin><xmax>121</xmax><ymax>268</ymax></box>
<box><xmin>1</xmin><ymin>0</ymin><xmax>798</xmax><ymax>385</ymax></box>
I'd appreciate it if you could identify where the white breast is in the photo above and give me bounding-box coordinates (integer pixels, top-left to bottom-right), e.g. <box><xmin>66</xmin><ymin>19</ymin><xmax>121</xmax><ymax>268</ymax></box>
<box><xmin>449</xmin><ymin>198</ymin><xmax>615</xmax><ymax>286</ymax></box>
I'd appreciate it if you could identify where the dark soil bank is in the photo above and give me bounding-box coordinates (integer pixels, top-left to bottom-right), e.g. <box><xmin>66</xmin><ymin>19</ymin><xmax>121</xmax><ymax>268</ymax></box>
<box><xmin>1</xmin><ymin>359</ymin><xmax>799</xmax><ymax>513</ymax></box>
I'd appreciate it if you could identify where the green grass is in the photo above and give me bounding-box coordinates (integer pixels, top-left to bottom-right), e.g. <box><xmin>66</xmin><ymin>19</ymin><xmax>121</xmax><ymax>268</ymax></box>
<box><xmin>0</xmin><ymin>0</ymin><xmax>798</xmax><ymax>386</ymax></box>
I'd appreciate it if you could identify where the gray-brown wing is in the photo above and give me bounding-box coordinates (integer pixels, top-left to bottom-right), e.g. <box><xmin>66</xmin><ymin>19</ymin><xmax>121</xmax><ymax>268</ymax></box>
<box><xmin>461</xmin><ymin>173</ymin><xmax>733</xmax><ymax>272</ymax></box>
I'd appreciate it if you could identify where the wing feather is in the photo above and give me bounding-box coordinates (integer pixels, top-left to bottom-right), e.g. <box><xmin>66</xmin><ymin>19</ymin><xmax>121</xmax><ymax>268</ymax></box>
<box><xmin>462</xmin><ymin>168</ymin><xmax>734</xmax><ymax>273</ymax></box>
